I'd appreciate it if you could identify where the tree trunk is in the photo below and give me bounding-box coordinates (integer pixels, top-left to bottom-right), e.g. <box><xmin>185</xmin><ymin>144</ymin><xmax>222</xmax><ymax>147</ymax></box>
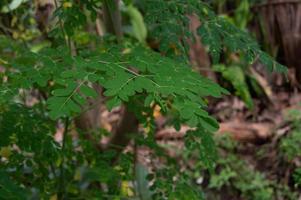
<box><xmin>254</xmin><ymin>0</ymin><xmax>301</xmax><ymax>85</ymax></box>
<box><xmin>76</xmin><ymin>0</ymin><xmax>139</xmax><ymax>157</ymax></box>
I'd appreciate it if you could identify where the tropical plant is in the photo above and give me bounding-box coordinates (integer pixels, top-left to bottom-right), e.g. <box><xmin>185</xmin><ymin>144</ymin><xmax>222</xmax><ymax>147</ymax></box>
<box><xmin>0</xmin><ymin>0</ymin><xmax>286</xmax><ymax>199</ymax></box>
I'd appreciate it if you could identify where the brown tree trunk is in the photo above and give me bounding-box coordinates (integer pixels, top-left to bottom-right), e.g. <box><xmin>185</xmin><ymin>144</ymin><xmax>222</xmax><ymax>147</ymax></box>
<box><xmin>187</xmin><ymin>14</ymin><xmax>216</xmax><ymax>81</ymax></box>
<box><xmin>102</xmin><ymin>0</ymin><xmax>123</xmax><ymax>41</ymax></box>
<box><xmin>254</xmin><ymin>0</ymin><xmax>301</xmax><ymax>85</ymax></box>
<box><xmin>34</xmin><ymin>0</ymin><xmax>55</xmax><ymax>35</ymax></box>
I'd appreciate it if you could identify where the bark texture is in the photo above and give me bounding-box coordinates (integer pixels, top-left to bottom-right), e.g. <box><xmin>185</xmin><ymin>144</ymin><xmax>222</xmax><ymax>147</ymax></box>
<box><xmin>254</xmin><ymin>0</ymin><xmax>301</xmax><ymax>84</ymax></box>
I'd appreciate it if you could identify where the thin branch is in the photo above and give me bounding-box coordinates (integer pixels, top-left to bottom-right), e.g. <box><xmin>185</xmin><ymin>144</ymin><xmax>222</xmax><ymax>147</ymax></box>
<box><xmin>58</xmin><ymin>117</ymin><xmax>70</xmax><ymax>199</ymax></box>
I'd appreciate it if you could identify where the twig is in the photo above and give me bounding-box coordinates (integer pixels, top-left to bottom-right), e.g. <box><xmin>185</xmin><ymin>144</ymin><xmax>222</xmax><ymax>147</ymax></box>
<box><xmin>58</xmin><ymin>117</ymin><xmax>70</xmax><ymax>199</ymax></box>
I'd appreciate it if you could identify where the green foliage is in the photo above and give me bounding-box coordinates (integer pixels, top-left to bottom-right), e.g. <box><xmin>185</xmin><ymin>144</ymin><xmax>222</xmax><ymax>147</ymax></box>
<box><xmin>0</xmin><ymin>37</ymin><xmax>225</xmax><ymax>199</ymax></box>
<box><xmin>280</xmin><ymin>129</ymin><xmax>301</xmax><ymax>161</ymax></box>
<box><xmin>0</xmin><ymin>170</ymin><xmax>30</xmax><ymax>200</ymax></box>
<box><xmin>205</xmin><ymin>135</ymin><xmax>298</xmax><ymax>200</ymax></box>
<box><xmin>0</xmin><ymin>104</ymin><xmax>58</xmax><ymax>155</ymax></box>
<box><xmin>0</xmin><ymin>0</ymin><xmax>288</xmax><ymax>199</ymax></box>
<box><xmin>0</xmin><ymin>104</ymin><xmax>59</xmax><ymax>199</ymax></box>
<box><xmin>280</xmin><ymin>108</ymin><xmax>301</xmax><ymax>161</ymax></box>
<box><xmin>209</xmin><ymin>136</ymin><xmax>274</xmax><ymax>200</ymax></box>
<box><xmin>214</xmin><ymin>64</ymin><xmax>253</xmax><ymax>109</ymax></box>
<box><xmin>293</xmin><ymin>168</ymin><xmax>301</xmax><ymax>188</ymax></box>
<box><xmin>279</xmin><ymin>109</ymin><xmax>301</xmax><ymax>192</ymax></box>
<box><xmin>143</xmin><ymin>0</ymin><xmax>287</xmax><ymax>73</ymax></box>
<box><xmin>124</xmin><ymin>4</ymin><xmax>148</xmax><ymax>43</ymax></box>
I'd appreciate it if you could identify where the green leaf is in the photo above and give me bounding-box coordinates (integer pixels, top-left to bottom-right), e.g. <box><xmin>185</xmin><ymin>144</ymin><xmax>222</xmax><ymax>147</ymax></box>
<box><xmin>126</xmin><ymin>4</ymin><xmax>148</xmax><ymax>43</ymax></box>
<box><xmin>106</xmin><ymin>97</ymin><xmax>121</xmax><ymax>111</ymax></box>
<box><xmin>144</xmin><ymin>95</ymin><xmax>154</xmax><ymax>107</ymax></box>
<box><xmin>0</xmin><ymin>171</ymin><xmax>29</xmax><ymax>200</ymax></box>
<box><xmin>199</xmin><ymin>117</ymin><xmax>219</xmax><ymax>133</ymax></box>
<box><xmin>214</xmin><ymin>65</ymin><xmax>253</xmax><ymax>109</ymax></box>
<box><xmin>80</xmin><ymin>84</ymin><xmax>98</xmax><ymax>98</ymax></box>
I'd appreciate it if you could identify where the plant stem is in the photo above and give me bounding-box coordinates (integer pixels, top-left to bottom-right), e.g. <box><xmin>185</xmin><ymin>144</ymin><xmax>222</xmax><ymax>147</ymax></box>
<box><xmin>53</xmin><ymin>0</ymin><xmax>71</xmax><ymax>52</ymax></box>
<box><xmin>58</xmin><ymin>117</ymin><xmax>70</xmax><ymax>199</ymax></box>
